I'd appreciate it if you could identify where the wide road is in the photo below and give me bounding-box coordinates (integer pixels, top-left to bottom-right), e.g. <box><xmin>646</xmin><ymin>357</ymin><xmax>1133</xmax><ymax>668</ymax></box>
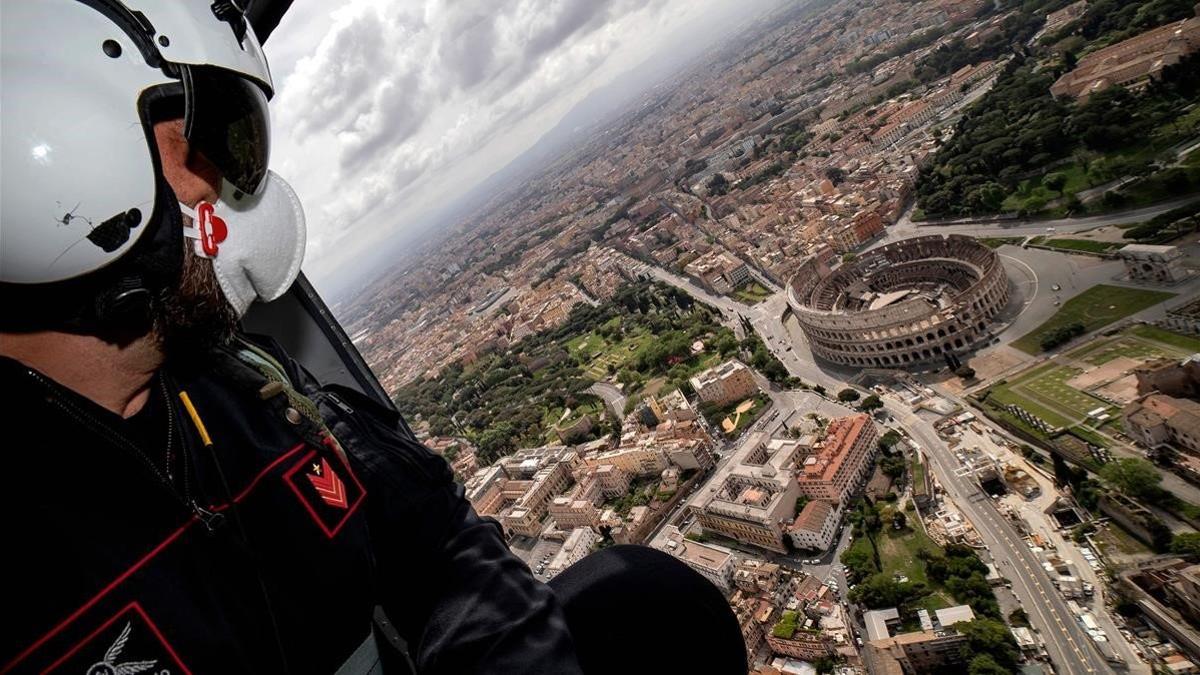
<box><xmin>881</xmin><ymin>194</ymin><xmax>1200</xmax><ymax>244</ymax></box>
<box><xmin>587</xmin><ymin>382</ymin><xmax>627</xmax><ymax>420</ymax></box>
<box><xmin>895</xmin><ymin>402</ymin><xmax>1116</xmax><ymax>675</ymax></box>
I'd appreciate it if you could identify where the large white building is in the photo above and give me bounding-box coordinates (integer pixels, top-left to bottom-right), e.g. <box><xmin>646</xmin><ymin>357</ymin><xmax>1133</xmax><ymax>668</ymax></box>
<box><xmin>691</xmin><ymin>433</ymin><xmax>806</xmax><ymax>553</ymax></box>
<box><xmin>656</xmin><ymin>526</ymin><xmax>737</xmax><ymax>592</ymax></box>
<box><xmin>463</xmin><ymin>446</ymin><xmax>582</xmax><ymax>538</ymax></box>
<box><xmin>546</xmin><ymin>527</ymin><xmax>600</xmax><ymax>579</ymax></box>
<box><xmin>789</xmin><ymin>499</ymin><xmax>842</xmax><ymax>551</ymax></box>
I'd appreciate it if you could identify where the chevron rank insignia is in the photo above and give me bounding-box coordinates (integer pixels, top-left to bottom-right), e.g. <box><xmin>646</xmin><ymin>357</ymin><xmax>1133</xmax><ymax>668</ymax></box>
<box><xmin>283</xmin><ymin>447</ymin><xmax>365</xmax><ymax>538</ymax></box>
<box><xmin>306</xmin><ymin>457</ymin><xmax>348</xmax><ymax>508</ymax></box>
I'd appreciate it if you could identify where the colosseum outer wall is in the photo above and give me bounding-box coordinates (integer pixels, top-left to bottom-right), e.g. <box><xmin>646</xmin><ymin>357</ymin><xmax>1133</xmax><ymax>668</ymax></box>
<box><xmin>787</xmin><ymin>234</ymin><xmax>1010</xmax><ymax>368</ymax></box>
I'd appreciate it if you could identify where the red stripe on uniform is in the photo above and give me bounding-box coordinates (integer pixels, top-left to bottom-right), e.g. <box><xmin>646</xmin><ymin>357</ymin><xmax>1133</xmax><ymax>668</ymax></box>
<box><xmin>3</xmin><ymin>443</ymin><xmax>308</xmax><ymax>673</ymax></box>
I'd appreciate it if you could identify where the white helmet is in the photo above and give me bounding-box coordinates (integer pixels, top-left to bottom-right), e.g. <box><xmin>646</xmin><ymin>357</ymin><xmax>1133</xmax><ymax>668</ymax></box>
<box><xmin>1</xmin><ymin>0</ymin><xmax>275</xmax><ymax>325</ymax></box>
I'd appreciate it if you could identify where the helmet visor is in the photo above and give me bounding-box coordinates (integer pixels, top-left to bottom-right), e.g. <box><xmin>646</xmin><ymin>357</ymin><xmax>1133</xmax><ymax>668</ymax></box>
<box><xmin>182</xmin><ymin>66</ymin><xmax>270</xmax><ymax>195</ymax></box>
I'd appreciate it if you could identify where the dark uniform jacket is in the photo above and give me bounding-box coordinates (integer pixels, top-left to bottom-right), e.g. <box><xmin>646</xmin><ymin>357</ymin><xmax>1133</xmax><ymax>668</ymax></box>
<box><xmin>2</xmin><ymin>335</ymin><xmax>583</xmax><ymax>674</ymax></box>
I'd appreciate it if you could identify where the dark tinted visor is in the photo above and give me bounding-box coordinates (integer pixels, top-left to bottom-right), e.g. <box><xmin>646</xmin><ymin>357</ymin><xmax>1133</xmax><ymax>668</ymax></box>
<box><xmin>182</xmin><ymin>65</ymin><xmax>271</xmax><ymax>195</ymax></box>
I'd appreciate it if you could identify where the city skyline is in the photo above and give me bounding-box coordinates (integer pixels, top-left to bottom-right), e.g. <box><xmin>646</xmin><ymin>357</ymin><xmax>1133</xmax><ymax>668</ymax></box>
<box><xmin>265</xmin><ymin>0</ymin><xmax>788</xmax><ymax>291</ymax></box>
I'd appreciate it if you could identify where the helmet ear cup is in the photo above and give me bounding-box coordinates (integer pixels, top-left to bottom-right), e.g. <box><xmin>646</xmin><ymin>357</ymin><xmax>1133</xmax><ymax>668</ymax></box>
<box><xmin>93</xmin><ymin>278</ymin><xmax>154</xmax><ymax>337</ymax></box>
<box><xmin>87</xmin><ymin>175</ymin><xmax>184</xmax><ymax>341</ymax></box>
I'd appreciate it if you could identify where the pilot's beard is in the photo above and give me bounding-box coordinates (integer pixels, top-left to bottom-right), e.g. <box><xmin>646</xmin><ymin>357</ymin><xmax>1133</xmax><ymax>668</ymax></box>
<box><xmin>153</xmin><ymin>236</ymin><xmax>239</xmax><ymax>358</ymax></box>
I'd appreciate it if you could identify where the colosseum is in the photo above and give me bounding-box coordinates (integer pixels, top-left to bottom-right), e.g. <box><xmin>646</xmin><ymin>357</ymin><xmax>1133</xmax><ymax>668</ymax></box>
<box><xmin>787</xmin><ymin>234</ymin><xmax>1010</xmax><ymax>369</ymax></box>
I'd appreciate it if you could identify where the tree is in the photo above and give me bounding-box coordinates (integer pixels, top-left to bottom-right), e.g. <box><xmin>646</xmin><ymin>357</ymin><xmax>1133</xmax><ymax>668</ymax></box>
<box><xmin>1008</xmin><ymin>608</ymin><xmax>1029</xmax><ymax>627</ymax></box>
<box><xmin>1043</xmin><ymin>172</ymin><xmax>1068</xmax><ymax>195</ymax></box>
<box><xmin>837</xmin><ymin>388</ymin><xmax>861</xmax><ymax>403</ymax></box>
<box><xmin>892</xmin><ymin>511</ymin><xmax>907</xmax><ymax>530</ymax></box>
<box><xmin>1147</xmin><ymin>514</ymin><xmax>1174</xmax><ymax>553</ymax></box>
<box><xmin>879</xmin><ymin>429</ymin><xmax>902</xmax><ymax>450</ymax></box>
<box><xmin>1100</xmin><ymin>457</ymin><xmax>1163</xmax><ymax>500</ymax></box>
<box><xmin>1172</xmin><ymin>532</ymin><xmax>1200</xmax><ymax>556</ymax></box>
<box><xmin>859</xmin><ymin>394</ymin><xmax>883</xmax><ymax>412</ymax></box>
<box><xmin>841</xmin><ymin>545</ymin><xmax>877</xmax><ymax>579</ymax></box>
<box><xmin>958</xmin><ymin>618</ymin><xmax>1020</xmax><ymax>670</ymax></box>
<box><xmin>713</xmin><ymin>332</ymin><xmax>738</xmax><ymax>356</ymax></box>
<box><xmin>850</xmin><ymin>573</ymin><xmax>930</xmax><ymax>611</ymax></box>
<box><xmin>881</xmin><ymin>455</ymin><xmax>907</xmax><ymax>479</ymax></box>
<box><xmin>706</xmin><ymin>173</ymin><xmax>730</xmax><ymax>196</ymax></box>
<box><xmin>967</xmin><ymin>654</ymin><xmax>1010</xmax><ymax>675</ymax></box>
<box><xmin>955</xmin><ymin>365</ymin><xmax>976</xmax><ymax>380</ymax></box>
<box><xmin>1052</xmin><ymin>452</ymin><xmax>1074</xmax><ymax>487</ymax></box>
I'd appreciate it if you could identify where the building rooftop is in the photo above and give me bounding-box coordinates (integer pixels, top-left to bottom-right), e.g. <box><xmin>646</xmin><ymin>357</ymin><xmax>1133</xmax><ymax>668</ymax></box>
<box><xmin>800</xmin><ymin>414</ymin><xmax>871</xmax><ymax>483</ymax></box>
<box><xmin>864</xmin><ymin>607</ymin><xmax>900</xmax><ymax>641</ymax></box>
<box><xmin>791</xmin><ymin>499</ymin><xmax>834</xmax><ymax>532</ymax></box>
<box><xmin>658</xmin><ymin>526</ymin><xmax>735</xmax><ymax>572</ymax></box>
<box><xmin>1119</xmin><ymin>243</ymin><xmax>1180</xmax><ymax>255</ymax></box>
<box><xmin>934</xmin><ymin>605</ymin><xmax>975</xmax><ymax>629</ymax></box>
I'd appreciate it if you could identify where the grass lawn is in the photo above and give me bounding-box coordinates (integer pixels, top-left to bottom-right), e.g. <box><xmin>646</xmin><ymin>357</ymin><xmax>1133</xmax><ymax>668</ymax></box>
<box><xmin>1094</xmin><ymin>522</ymin><xmax>1152</xmax><ymax>557</ymax></box>
<box><xmin>987</xmin><ymin>357</ymin><xmax>1121</xmax><ymax>430</ymax></box>
<box><xmin>581</xmin><ymin>331</ymin><xmax>652</xmax><ymax>379</ymax></box>
<box><xmin>1024</xmin><ymin>366</ymin><xmax>1116</xmax><ymax>419</ymax></box>
<box><xmin>910</xmin><ymin>456</ymin><xmax>927</xmax><ymax>495</ymax></box>
<box><xmin>1129</xmin><ymin>324</ymin><xmax>1200</xmax><ymax>353</ymax></box>
<box><xmin>1037</xmin><ymin>238</ymin><xmax>1121</xmax><ymax>255</ymax></box>
<box><xmin>710</xmin><ymin>393</ymin><xmax>771</xmax><ymax>436</ymax></box>
<box><xmin>875</xmin><ymin>516</ymin><xmax>942</xmax><ymax>586</ymax></box>
<box><xmin>1011</xmin><ymin>284</ymin><xmax>1176</xmax><ymax>354</ymax></box>
<box><xmin>1002</xmin><ymin>163</ymin><xmax>1091</xmax><ymax>213</ymax></box>
<box><xmin>1106</xmin><ymin>167</ymin><xmax>1200</xmax><ymax>212</ymax></box>
<box><xmin>732</xmin><ymin>281</ymin><xmax>772</xmax><ymax>305</ymax></box>
<box><xmin>541</xmin><ymin>399</ymin><xmax>602</xmax><ymax>430</ymax></box>
<box><xmin>846</xmin><ymin>518</ymin><xmax>953</xmax><ymax>610</ymax></box>
<box><xmin>1068</xmin><ymin>335</ymin><xmax>1169</xmax><ymax>365</ymax></box>
<box><xmin>985</xmin><ymin>363</ymin><xmax>1078</xmax><ymax>428</ymax></box>
<box><xmin>567</xmin><ymin>332</ymin><xmax>606</xmax><ymax>356</ymax></box>
<box><xmin>977</xmin><ymin>237</ymin><xmax>1023</xmax><ymax>249</ymax></box>
<box><xmin>1066</xmin><ymin>425</ymin><xmax>1110</xmax><ymax>449</ymax></box>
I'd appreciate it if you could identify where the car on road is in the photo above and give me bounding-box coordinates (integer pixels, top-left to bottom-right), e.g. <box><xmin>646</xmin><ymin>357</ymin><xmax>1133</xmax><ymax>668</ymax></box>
<box><xmin>1051</xmin><ymin>283</ymin><xmax>1060</xmax><ymax>291</ymax></box>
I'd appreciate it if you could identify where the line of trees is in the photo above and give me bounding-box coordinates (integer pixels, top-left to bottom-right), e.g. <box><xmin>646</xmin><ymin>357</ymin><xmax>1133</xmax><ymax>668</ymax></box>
<box><xmin>1039</xmin><ymin>321</ymin><xmax>1085</xmax><ymax>350</ymax></box>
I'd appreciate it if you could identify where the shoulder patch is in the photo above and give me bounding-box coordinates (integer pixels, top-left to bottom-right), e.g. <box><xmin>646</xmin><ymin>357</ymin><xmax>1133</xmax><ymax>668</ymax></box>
<box><xmin>44</xmin><ymin>602</ymin><xmax>189</xmax><ymax>675</ymax></box>
<box><xmin>283</xmin><ymin>447</ymin><xmax>366</xmax><ymax>538</ymax></box>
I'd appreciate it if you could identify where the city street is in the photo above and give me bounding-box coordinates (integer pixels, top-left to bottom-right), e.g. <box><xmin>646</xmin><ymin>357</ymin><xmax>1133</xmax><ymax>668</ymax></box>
<box><xmin>588</xmin><ymin>381</ymin><xmax>627</xmax><ymax>420</ymax></box>
<box><xmin>895</xmin><ymin>402</ymin><xmax>1118</xmax><ymax>675</ymax></box>
<box><xmin>883</xmin><ymin>194</ymin><xmax>1200</xmax><ymax>241</ymax></box>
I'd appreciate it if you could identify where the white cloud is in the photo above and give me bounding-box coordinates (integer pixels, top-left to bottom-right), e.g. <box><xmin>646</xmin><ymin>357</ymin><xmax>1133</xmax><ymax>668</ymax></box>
<box><xmin>264</xmin><ymin>0</ymin><xmax>733</xmax><ymax>285</ymax></box>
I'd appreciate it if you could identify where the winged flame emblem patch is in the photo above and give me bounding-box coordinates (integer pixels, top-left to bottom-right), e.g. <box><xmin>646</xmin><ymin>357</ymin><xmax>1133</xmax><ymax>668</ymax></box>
<box><xmin>86</xmin><ymin>621</ymin><xmax>157</xmax><ymax>675</ymax></box>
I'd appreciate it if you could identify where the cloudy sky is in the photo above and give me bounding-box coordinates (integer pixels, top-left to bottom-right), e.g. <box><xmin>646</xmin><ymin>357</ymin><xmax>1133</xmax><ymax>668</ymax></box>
<box><xmin>264</xmin><ymin>0</ymin><xmax>775</xmax><ymax>290</ymax></box>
